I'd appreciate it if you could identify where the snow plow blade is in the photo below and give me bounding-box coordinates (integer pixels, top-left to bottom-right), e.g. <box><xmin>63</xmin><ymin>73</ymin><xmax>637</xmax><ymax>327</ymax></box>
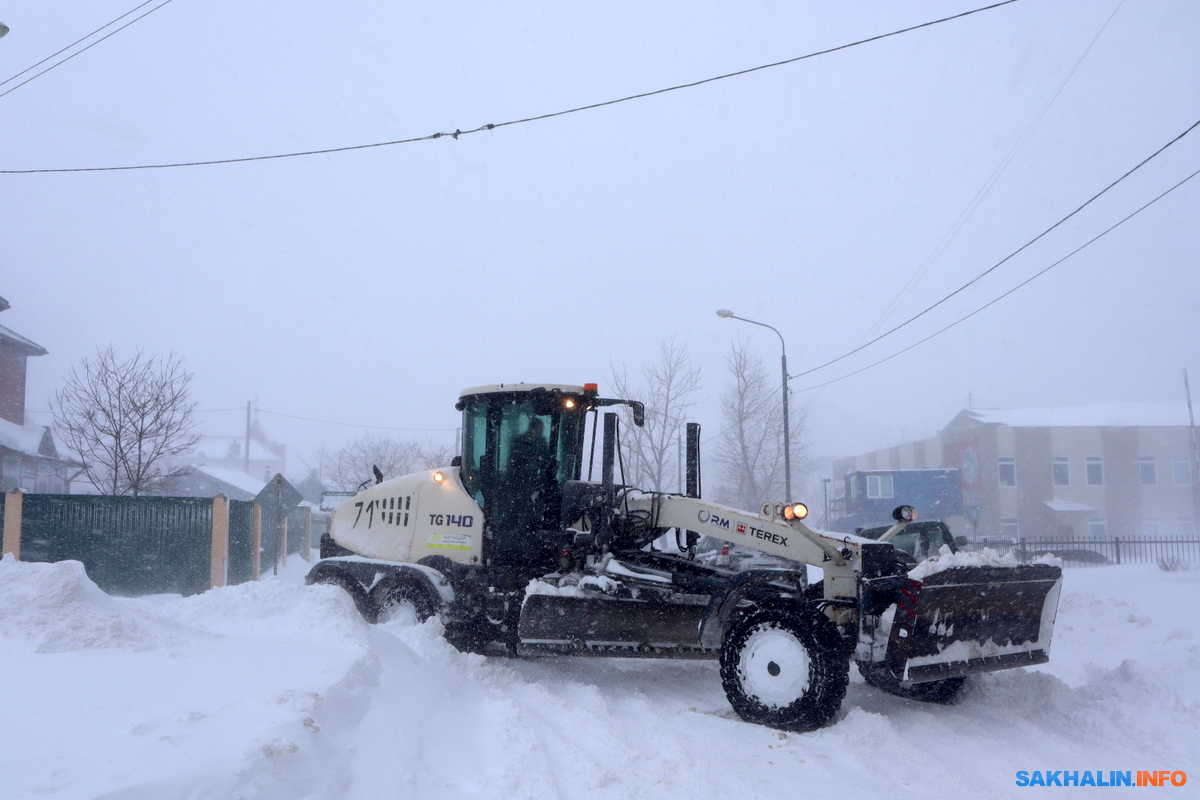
<box><xmin>880</xmin><ymin>564</ymin><xmax>1063</xmax><ymax>684</ymax></box>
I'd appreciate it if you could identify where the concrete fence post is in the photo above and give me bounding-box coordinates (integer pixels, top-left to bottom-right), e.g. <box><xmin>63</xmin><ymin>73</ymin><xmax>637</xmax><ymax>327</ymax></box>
<box><xmin>302</xmin><ymin>506</ymin><xmax>313</xmax><ymax>562</ymax></box>
<box><xmin>2</xmin><ymin>488</ymin><xmax>22</xmax><ymax>560</ymax></box>
<box><xmin>251</xmin><ymin>501</ymin><xmax>262</xmax><ymax>581</ymax></box>
<box><xmin>210</xmin><ymin>494</ymin><xmax>229</xmax><ymax>589</ymax></box>
<box><xmin>280</xmin><ymin>514</ymin><xmax>289</xmax><ymax>569</ymax></box>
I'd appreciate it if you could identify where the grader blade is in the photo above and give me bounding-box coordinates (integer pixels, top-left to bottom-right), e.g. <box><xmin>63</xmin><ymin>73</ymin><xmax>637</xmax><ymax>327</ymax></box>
<box><xmin>882</xmin><ymin>564</ymin><xmax>1063</xmax><ymax>684</ymax></box>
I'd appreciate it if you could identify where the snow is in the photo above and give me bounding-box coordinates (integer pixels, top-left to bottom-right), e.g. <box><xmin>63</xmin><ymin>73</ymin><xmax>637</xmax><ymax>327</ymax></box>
<box><xmin>0</xmin><ymin>416</ymin><xmax>54</xmax><ymax>457</ymax></box>
<box><xmin>2</xmin><ymin>553</ymin><xmax>1198</xmax><ymax>799</ymax></box>
<box><xmin>191</xmin><ymin>464</ymin><xmax>268</xmax><ymax>497</ymax></box>
<box><xmin>1044</xmin><ymin>498</ymin><xmax>1098</xmax><ymax>513</ymax></box>
<box><xmin>906</xmin><ymin>545</ymin><xmax>1063</xmax><ymax>581</ymax></box>
<box><xmin>965</xmin><ymin>403</ymin><xmax>1190</xmax><ymax>428</ymax></box>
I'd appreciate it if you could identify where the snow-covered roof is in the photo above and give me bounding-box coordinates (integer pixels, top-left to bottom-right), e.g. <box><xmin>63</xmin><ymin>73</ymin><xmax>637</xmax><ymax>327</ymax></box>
<box><xmin>320</xmin><ymin>492</ymin><xmax>356</xmax><ymax>511</ymax></box>
<box><xmin>189</xmin><ymin>434</ymin><xmax>283</xmax><ymax>463</ymax></box>
<box><xmin>190</xmin><ymin>465</ymin><xmax>267</xmax><ymax>496</ymax></box>
<box><xmin>0</xmin><ymin>417</ymin><xmax>60</xmax><ymax>458</ymax></box>
<box><xmin>1044</xmin><ymin>498</ymin><xmax>1097</xmax><ymax>513</ymax></box>
<box><xmin>459</xmin><ymin>383</ymin><xmax>588</xmax><ymax>398</ymax></box>
<box><xmin>962</xmin><ymin>403</ymin><xmax>1190</xmax><ymax>429</ymax></box>
<box><xmin>0</xmin><ymin>322</ymin><xmax>48</xmax><ymax>356</ymax></box>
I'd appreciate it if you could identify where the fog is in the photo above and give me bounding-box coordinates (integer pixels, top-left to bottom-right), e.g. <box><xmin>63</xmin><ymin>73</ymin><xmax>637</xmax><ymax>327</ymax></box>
<box><xmin>3</xmin><ymin>0</ymin><xmax>1198</xmax><ymax>497</ymax></box>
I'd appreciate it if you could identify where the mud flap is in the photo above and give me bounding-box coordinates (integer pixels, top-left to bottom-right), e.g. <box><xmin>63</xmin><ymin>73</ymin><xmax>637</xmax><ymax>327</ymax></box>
<box><xmin>878</xmin><ymin>564</ymin><xmax>1062</xmax><ymax>683</ymax></box>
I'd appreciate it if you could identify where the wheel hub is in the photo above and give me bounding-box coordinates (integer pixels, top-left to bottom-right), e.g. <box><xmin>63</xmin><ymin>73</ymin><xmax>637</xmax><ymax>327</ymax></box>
<box><xmin>737</xmin><ymin>624</ymin><xmax>811</xmax><ymax>708</ymax></box>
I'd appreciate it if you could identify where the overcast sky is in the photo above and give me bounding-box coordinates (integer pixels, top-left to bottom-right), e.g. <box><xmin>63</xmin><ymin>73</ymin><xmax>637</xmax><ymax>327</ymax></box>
<box><xmin>3</xmin><ymin>0</ymin><xmax>1198</xmax><ymax>497</ymax></box>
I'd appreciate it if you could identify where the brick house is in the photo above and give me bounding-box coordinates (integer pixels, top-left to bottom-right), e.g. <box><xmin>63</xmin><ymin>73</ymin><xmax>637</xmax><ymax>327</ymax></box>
<box><xmin>0</xmin><ymin>296</ymin><xmax>71</xmax><ymax>492</ymax></box>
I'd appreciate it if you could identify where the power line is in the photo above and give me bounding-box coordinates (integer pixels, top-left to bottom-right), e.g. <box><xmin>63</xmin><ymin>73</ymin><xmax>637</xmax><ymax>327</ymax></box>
<box><xmin>256</xmin><ymin>408</ymin><xmax>457</xmax><ymax>433</ymax></box>
<box><xmin>857</xmin><ymin>0</ymin><xmax>1122</xmax><ymax>350</ymax></box>
<box><xmin>793</xmin><ymin>164</ymin><xmax>1200</xmax><ymax>393</ymax></box>
<box><xmin>789</xmin><ymin>115</ymin><xmax>1200</xmax><ymax>381</ymax></box>
<box><xmin>0</xmin><ymin>0</ymin><xmax>176</xmax><ymax>101</ymax></box>
<box><xmin>0</xmin><ymin>0</ymin><xmax>1020</xmax><ymax>174</ymax></box>
<box><xmin>703</xmin><ymin>159</ymin><xmax>1200</xmax><ymax>444</ymax></box>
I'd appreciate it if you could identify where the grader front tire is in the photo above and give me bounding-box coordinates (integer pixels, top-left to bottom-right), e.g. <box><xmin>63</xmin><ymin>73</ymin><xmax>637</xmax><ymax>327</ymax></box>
<box><xmin>719</xmin><ymin>604</ymin><xmax>849</xmax><ymax>732</ymax></box>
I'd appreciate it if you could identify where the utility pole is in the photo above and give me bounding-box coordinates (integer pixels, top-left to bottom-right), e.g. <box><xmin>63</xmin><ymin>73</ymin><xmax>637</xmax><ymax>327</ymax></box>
<box><xmin>244</xmin><ymin>401</ymin><xmax>251</xmax><ymax>475</ymax></box>
<box><xmin>717</xmin><ymin>309</ymin><xmax>792</xmax><ymax>501</ymax></box>
<box><xmin>1186</xmin><ymin>370</ymin><xmax>1199</xmax><ymax>487</ymax></box>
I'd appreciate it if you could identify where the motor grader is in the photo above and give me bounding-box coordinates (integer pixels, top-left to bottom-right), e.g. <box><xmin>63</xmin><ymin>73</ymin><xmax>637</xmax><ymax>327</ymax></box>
<box><xmin>307</xmin><ymin>382</ymin><xmax>1062</xmax><ymax>732</ymax></box>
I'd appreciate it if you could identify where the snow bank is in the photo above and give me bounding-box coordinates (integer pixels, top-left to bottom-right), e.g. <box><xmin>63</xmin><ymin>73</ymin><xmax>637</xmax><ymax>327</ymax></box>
<box><xmin>2</xmin><ymin>558</ymin><xmax>1197</xmax><ymax>799</ymax></box>
<box><xmin>0</xmin><ymin>553</ymin><xmax>176</xmax><ymax>652</ymax></box>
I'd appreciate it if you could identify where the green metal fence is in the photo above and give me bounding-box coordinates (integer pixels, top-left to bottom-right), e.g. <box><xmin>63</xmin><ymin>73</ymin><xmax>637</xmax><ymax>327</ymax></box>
<box><xmin>287</xmin><ymin>507</ymin><xmax>308</xmax><ymax>556</ymax></box>
<box><xmin>228</xmin><ymin>499</ymin><xmax>256</xmax><ymax>586</ymax></box>
<box><xmin>18</xmin><ymin>494</ymin><xmax>213</xmax><ymax>596</ymax></box>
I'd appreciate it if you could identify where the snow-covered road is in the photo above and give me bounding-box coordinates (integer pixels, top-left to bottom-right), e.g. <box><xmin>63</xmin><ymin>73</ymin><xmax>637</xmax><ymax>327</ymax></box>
<box><xmin>2</xmin><ymin>554</ymin><xmax>1196</xmax><ymax>799</ymax></box>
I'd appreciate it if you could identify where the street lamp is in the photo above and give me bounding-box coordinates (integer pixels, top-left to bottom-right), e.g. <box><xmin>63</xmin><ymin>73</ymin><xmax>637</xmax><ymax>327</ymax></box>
<box><xmin>0</xmin><ymin>23</ymin><xmax>9</xmax><ymax>39</ymax></box>
<box><xmin>716</xmin><ymin>309</ymin><xmax>792</xmax><ymax>501</ymax></box>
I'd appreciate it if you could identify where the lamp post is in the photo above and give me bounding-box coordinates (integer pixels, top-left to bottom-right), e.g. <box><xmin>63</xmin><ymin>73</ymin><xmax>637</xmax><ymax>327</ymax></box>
<box><xmin>822</xmin><ymin>477</ymin><xmax>831</xmax><ymax>528</ymax></box>
<box><xmin>716</xmin><ymin>309</ymin><xmax>792</xmax><ymax>501</ymax></box>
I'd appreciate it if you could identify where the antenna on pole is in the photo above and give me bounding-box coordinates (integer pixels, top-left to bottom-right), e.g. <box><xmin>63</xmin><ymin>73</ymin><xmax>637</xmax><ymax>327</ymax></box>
<box><xmin>1185</xmin><ymin>370</ymin><xmax>1199</xmax><ymax>486</ymax></box>
<box><xmin>245</xmin><ymin>401</ymin><xmax>252</xmax><ymax>475</ymax></box>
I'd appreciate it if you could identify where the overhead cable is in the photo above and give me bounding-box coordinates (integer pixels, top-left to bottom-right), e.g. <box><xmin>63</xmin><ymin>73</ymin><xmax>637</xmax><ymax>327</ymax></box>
<box><xmin>0</xmin><ymin>0</ymin><xmax>1019</xmax><ymax>174</ymax></box>
<box><xmin>702</xmin><ymin>158</ymin><xmax>1200</xmax><ymax>443</ymax></box>
<box><xmin>856</xmin><ymin>0</ymin><xmax>1122</xmax><ymax>349</ymax></box>
<box><xmin>789</xmin><ymin>115</ymin><xmax>1200</xmax><ymax>381</ymax></box>
<box><xmin>256</xmin><ymin>408</ymin><xmax>457</xmax><ymax>433</ymax></box>
<box><xmin>0</xmin><ymin>0</ymin><xmax>176</xmax><ymax>100</ymax></box>
<box><xmin>793</xmin><ymin>164</ymin><xmax>1200</xmax><ymax>393</ymax></box>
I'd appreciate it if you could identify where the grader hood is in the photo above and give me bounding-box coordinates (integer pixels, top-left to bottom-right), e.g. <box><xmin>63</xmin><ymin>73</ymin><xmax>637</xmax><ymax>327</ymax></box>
<box><xmin>864</xmin><ymin>562</ymin><xmax>1063</xmax><ymax>683</ymax></box>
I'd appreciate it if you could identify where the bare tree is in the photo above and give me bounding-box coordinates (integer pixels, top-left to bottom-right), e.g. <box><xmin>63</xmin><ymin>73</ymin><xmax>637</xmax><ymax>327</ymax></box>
<box><xmin>51</xmin><ymin>348</ymin><xmax>200</xmax><ymax>496</ymax></box>
<box><xmin>608</xmin><ymin>339</ymin><xmax>703</xmax><ymax>492</ymax></box>
<box><xmin>318</xmin><ymin>434</ymin><xmax>454</xmax><ymax>491</ymax></box>
<box><xmin>713</xmin><ymin>338</ymin><xmax>807</xmax><ymax>511</ymax></box>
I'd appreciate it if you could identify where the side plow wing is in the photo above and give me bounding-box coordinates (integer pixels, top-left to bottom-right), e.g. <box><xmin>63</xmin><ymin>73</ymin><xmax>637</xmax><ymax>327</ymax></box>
<box><xmin>877</xmin><ymin>564</ymin><xmax>1063</xmax><ymax>683</ymax></box>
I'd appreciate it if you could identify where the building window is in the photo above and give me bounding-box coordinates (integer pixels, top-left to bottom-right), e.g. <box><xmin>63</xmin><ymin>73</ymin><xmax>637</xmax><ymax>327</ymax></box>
<box><xmin>1052</xmin><ymin>457</ymin><xmax>1070</xmax><ymax>487</ymax></box>
<box><xmin>1000</xmin><ymin>518</ymin><xmax>1019</xmax><ymax>539</ymax></box>
<box><xmin>998</xmin><ymin>457</ymin><xmax>1016</xmax><ymax>487</ymax></box>
<box><xmin>866</xmin><ymin>473</ymin><xmax>893</xmax><ymax>499</ymax></box>
<box><xmin>1142</xmin><ymin>518</ymin><xmax>1159</xmax><ymax>537</ymax></box>
<box><xmin>1174</xmin><ymin>457</ymin><xmax>1192</xmax><ymax>486</ymax></box>
<box><xmin>1140</xmin><ymin>457</ymin><xmax>1157</xmax><ymax>486</ymax></box>
<box><xmin>1086</xmin><ymin>457</ymin><xmax>1104</xmax><ymax>486</ymax></box>
<box><xmin>1179</xmin><ymin>517</ymin><xmax>1195</xmax><ymax>536</ymax></box>
<box><xmin>1088</xmin><ymin>517</ymin><xmax>1107</xmax><ymax>540</ymax></box>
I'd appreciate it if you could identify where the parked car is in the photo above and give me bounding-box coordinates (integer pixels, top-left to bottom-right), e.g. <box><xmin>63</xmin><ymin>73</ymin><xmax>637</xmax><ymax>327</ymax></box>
<box><xmin>857</xmin><ymin>519</ymin><xmax>961</xmax><ymax>563</ymax></box>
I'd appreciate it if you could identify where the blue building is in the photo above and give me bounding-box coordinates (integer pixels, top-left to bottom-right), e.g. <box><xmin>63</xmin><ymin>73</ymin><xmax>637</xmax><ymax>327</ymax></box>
<box><xmin>830</xmin><ymin>468</ymin><xmax>962</xmax><ymax>534</ymax></box>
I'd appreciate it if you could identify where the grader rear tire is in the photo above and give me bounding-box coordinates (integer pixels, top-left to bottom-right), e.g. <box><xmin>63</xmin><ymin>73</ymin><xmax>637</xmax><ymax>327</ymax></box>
<box><xmin>306</xmin><ymin>564</ymin><xmax>375</xmax><ymax>622</ymax></box>
<box><xmin>720</xmin><ymin>603</ymin><xmax>849</xmax><ymax>732</ymax></box>
<box><xmin>369</xmin><ymin>576</ymin><xmax>441</xmax><ymax>625</ymax></box>
<box><xmin>857</xmin><ymin>660</ymin><xmax>966</xmax><ymax>704</ymax></box>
